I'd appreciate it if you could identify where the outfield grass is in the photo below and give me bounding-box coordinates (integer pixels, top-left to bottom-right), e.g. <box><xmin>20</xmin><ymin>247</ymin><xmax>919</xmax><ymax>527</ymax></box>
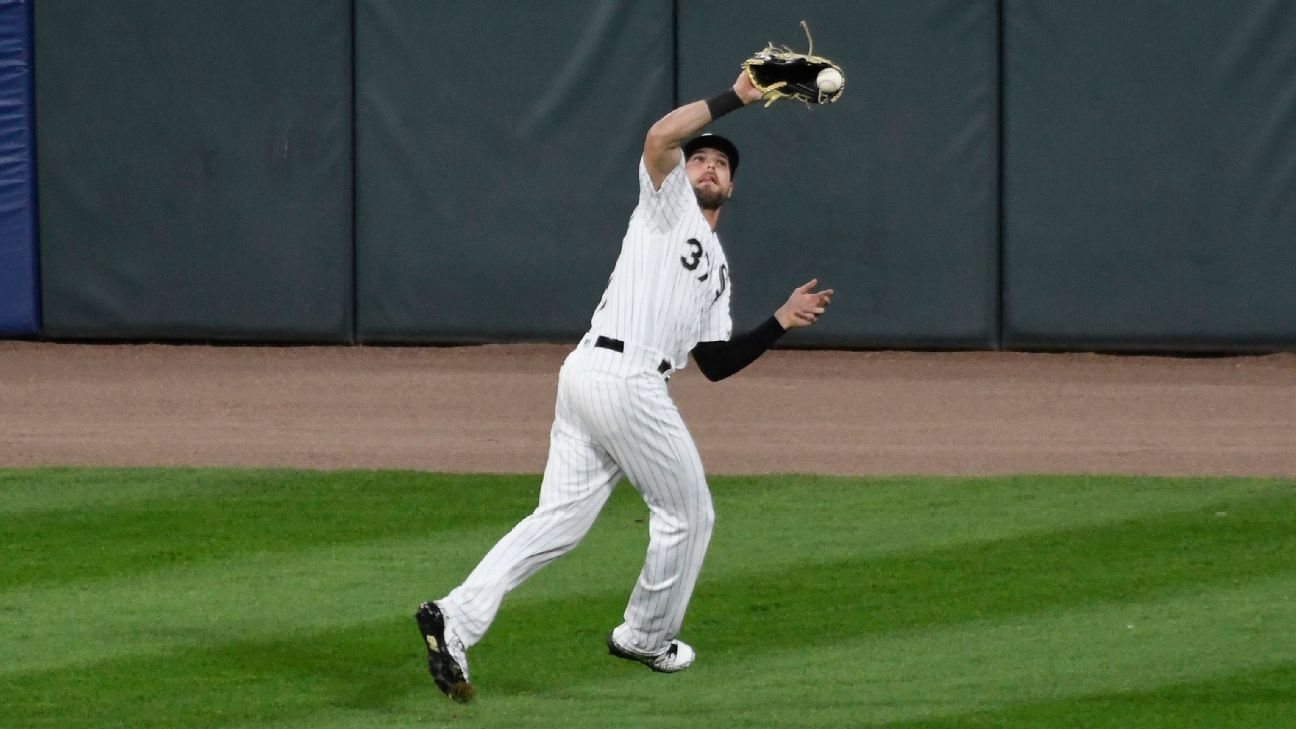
<box><xmin>2</xmin><ymin>468</ymin><xmax>1294</xmax><ymax>728</ymax></box>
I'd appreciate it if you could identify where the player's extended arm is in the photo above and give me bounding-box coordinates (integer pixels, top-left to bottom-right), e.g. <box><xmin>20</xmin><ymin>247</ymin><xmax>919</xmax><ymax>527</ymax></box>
<box><xmin>692</xmin><ymin>280</ymin><xmax>834</xmax><ymax>382</ymax></box>
<box><xmin>643</xmin><ymin>69</ymin><xmax>764</xmax><ymax>189</ymax></box>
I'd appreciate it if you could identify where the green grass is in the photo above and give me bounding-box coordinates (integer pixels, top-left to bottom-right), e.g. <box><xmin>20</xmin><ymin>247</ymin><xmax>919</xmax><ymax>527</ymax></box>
<box><xmin>2</xmin><ymin>469</ymin><xmax>1294</xmax><ymax>728</ymax></box>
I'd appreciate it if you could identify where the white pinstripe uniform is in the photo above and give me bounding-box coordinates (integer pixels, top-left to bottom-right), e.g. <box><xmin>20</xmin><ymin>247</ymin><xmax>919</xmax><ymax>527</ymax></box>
<box><xmin>439</xmin><ymin>155</ymin><xmax>732</xmax><ymax>657</ymax></box>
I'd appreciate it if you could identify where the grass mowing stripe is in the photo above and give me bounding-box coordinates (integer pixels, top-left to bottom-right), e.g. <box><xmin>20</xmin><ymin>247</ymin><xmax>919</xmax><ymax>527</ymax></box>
<box><xmin>553</xmin><ymin>487</ymin><xmax>1296</xmax><ymax>659</ymax></box>
<box><xmin>445</xmin><ymin>488</ymin><xmax>1296</xmax><ymax>695</ymax></box>
<box><xmin>0</xmin><ymin>468</ymin><xmax>533</xmax><ymax>519</ymax></box>
<box><xmin>6</xmin><ymin>615</ymin><xmax>415</xmax><ymax>729</ymax></box>
<box><xmin>0</xmin><ymin>468</ymin><xmax>249</xmax><ymax>514</ymax></box>
<box><xmin>10</xmin><ymin>573</ymin><xmax>1294</xmax><ymax>729</ymax></box>
<box><xmin>708</xmin><ymin>475</ymin><xmax>1288</xmax><ymax>571</ymax></box>
<box><xmin>3</xmin><ymin>470</ymin><xmax>1294</xmax><ymax>729</ymax></box>
<box><xmin>5</xmin><ymin>470</ymin><xmax>1286</xmax><ymax>588</ymax></box>
<box><xmin>2</xmin><ymin>470</ymin><xmax>540</xmax><ymax>588</ymax></box>
<box><xmin>570</xmin><ymin>572</ymin><xmax>1296</xmax><ymax>729</ymax></box>
<box><xmin>877</xmin><ymin>663</ymin><xmax>1296</xmax><ymax>728</ymax></box>
<box><xmin>793</xmin><ymin>574</ymin><xmax>1296</xmax><ymax>727</ymax></box>
<box><xmin>0</xmin><ymin>529</ymin><xmax>510</xmax><ymax>675</ymax></box>
<box><xmin>0</xmin><ymin>468</ymin><xmax>447</xmax><ymax>514</ymax></box>
<box><xmin>5</xmin><ymin>479</ymin><xmax>1291</xmax><ymax>680</ymax></box>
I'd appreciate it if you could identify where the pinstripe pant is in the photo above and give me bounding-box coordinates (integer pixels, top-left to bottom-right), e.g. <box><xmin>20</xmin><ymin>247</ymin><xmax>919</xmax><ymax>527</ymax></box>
<box><xmin>440</xmin><ymin>338</ymin><xmax>715</xmax><ymax>655</ymax></box>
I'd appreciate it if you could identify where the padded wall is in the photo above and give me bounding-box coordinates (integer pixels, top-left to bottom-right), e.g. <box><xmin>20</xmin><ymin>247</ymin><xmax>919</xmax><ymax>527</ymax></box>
<box><xmin>34</xmin><ymin>1</ymin><xmax>353</xmax><ymax>341</ymax></box>
<box><xmin>678</xmin><ymin>0</ymin><xmax>999</xmax><ymax>348</ymax></box>
<box><xmin>1003</xmin><ymin>1</ymin><xmax>1296</xmax><ymax>351</ymax></box>
<box><xmin>355</xmin><ymin>0</ymin><xmax>673</xmax><ymax>342</ymax></box>
<box><xmin>28</xmin><ymin>3</ymin><xmax>1294</xmax><ymax>351</ymax></box>
<box><xmin>0</xmin><ymin>0</ymin><xmax>37</xmax><ymax>335</ymax></box>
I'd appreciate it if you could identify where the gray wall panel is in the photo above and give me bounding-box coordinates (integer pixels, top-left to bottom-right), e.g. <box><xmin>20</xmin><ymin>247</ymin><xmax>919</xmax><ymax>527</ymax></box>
<box><xmin>355</xmin><ymin>0</ymin><xmax>673</xmax><ymax>342</ymax></box>
<box><xmin>678</xmin><ymin>0</ymin><xmax>999</xmax><ymax>348</ymax></box>
<box><xmin>35</xmin><ymin>1</ymin><xmax>353</xmax><ymax>342</ymax></box>
<box><xmin>1003</xmin><ymin>0</ymin><xmax>1296</xmax><ymax>351</ymax></box>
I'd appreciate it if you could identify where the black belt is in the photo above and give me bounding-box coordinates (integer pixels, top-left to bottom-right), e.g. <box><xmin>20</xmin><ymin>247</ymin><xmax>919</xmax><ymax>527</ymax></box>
<box><xmin>594</xmin><ymin>336</ymin><xmax>671</xmax><ymax>375</ymax></box>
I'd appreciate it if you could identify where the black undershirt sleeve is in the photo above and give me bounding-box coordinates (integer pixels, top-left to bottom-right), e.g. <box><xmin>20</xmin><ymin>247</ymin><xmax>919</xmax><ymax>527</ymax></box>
<box><xmin>690</xmin><ymin>316</ymin><xmax>787</xmax><ymax>382</ymax></box>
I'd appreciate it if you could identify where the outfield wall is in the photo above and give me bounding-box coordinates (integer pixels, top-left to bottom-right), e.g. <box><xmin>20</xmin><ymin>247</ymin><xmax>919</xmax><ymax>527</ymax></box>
<box><xmin>353</xmin><ymin>0</ymin><xmax>674</xmax><ymax>343</ymax></box>
<box><xmin>1003</xmin><ymin>1</ymin><xmax>1296</xmax><ymax>352</ymax></box>
<box><xmin>678</xmin><ymin>1</ymin><xmax>998</xmax><ymax>349</ymax></box>
<box><xmin>25</xmin><ymin>1</ymin><xmax>1296</xmax><ymax>350</ymax></box>
<box><xmin>33</xmin><ymin>0</ymin><xmax>353</xmax><ymax>342</ymax></box>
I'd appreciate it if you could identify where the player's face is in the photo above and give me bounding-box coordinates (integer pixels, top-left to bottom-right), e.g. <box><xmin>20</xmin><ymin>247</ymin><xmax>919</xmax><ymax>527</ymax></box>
<box><xmin>686</xmin><ymin>148</ymin><xmax>733</xmax><ymax>211</ymax></box>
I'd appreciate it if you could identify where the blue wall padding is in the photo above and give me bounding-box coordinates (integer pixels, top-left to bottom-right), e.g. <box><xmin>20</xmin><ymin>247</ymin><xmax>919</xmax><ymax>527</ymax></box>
<box><xmin>0</xmin><ymin>0</ymin><xmax>37</xmax><ymax>335</ymax></box>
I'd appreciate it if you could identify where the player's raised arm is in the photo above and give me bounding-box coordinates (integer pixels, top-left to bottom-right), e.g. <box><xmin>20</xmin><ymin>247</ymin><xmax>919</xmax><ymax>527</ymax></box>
<box><xmin>642</xmin><ymin>69</ymin><xmax>763</xmax><ymax>190</ymax></box>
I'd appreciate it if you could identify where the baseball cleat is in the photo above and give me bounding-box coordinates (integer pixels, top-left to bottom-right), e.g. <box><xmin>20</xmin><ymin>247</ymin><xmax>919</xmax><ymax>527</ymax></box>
<box><xmin>607</xmin><ymin>629</ymin><xmax>696</xmax><ymax>673</ymax></box>
<box><xmin>415</xmin><ymin>601</ymin><xmax>473</xmax><ymax>703</ymax></box>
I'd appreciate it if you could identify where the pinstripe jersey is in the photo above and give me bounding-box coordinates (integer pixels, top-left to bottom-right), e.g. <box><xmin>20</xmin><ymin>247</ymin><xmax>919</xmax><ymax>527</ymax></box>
<box><xmin>588</xmin><ymin>157</ymin><xmax>733</xmax><ymax>370</ymax></box>
<box><xmin>436</xmin><ymin>155</ymin><xmax>732</xmax><ymax>664</ymax></box>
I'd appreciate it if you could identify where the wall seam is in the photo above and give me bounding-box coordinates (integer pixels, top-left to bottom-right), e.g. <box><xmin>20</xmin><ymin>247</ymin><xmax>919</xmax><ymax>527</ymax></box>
<box><xmin>995</xmin><ymin>0</ymin><xmax>1006</xmax><ymax>351</ymax></box>
<box><xmin>26</xmin><ymin>0</ymin><xmax>41</xmax><ymax>339</ymax></box>
<box><xmin>349</xmin><ymin>0</ymin><xmax>359</xmax><ymax>344</ymax></box>
<box><xmin>671</xmin><ymin>0</ymin><xmax>680</xmax><ymax>108</ymax></box>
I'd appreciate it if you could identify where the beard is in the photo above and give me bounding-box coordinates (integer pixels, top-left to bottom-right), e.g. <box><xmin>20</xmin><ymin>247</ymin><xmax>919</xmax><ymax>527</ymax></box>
<box><xmin>692</xmin><ymin>185</ymin><xmax>729</xmax><ymax>211</ymax></box>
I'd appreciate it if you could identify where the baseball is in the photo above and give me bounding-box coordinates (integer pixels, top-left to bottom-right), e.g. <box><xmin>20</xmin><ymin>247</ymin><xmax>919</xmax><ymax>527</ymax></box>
<box><xmin>816</xmin><ymin>68</ymin><xmax>843</xmax><ymax>94</ymax></box>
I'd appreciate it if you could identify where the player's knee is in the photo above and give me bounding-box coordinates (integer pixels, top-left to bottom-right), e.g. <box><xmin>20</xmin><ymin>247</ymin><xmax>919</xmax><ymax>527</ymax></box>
<box><xmin>654</xmin><ymin>502</ymin><xmax>713</xmax><ymax>539</ymax></box>
<box><xmin>527</xmin><ymin>504</ymin><xmax>599</xmax><ymax>548</ymax></box>
<box><xmin>693</xmin><ymin>497</ymin><xmax>716</xmax><ymax>536</ymax></box>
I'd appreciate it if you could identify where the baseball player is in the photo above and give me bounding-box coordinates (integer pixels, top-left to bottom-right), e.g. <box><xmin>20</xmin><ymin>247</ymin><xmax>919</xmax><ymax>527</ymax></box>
<box><xmin>416</xmin><ymin>65</ymin><xmax>834</xmax><ymax>703</ymax></box>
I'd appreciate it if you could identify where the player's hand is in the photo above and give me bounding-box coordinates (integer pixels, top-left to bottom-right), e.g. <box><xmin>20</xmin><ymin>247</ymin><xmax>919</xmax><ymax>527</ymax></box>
<box><xmin>775</xmin><ymin>279</ymin><xmax>833</xmax><ymax>329</ymax></box>
<box><xmin>733</xmin><ymin>68</ymin><xmax>764</xmax><ymax>105</ymax></box>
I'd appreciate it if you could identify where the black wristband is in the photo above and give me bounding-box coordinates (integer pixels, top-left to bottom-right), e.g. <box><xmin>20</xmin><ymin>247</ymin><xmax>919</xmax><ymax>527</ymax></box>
<box><xmin>705</xmin><ymin>88</ymin><xmax>744</xmax><ymax>120</ymax></box>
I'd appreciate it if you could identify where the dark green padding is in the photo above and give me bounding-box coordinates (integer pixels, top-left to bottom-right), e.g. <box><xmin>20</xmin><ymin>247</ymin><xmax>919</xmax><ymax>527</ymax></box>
<box><xmin>35</xmin><ymin>1</ymin><xmax>353</xmax><ymax>341</ymax></box>
<box><xmin>1003</xmin><ymin>1</ymin><xmax>1296</xmax><ymax>351</ymax></box>
<box><xmin>677</xmin><ymin>0</ymin><xmax>1000</xmax><ymax>348</ymax></box>
<box><xmin>354</xmin><ymin>0</ymin><xmax>673</xmax><ymax>342</ymax></box>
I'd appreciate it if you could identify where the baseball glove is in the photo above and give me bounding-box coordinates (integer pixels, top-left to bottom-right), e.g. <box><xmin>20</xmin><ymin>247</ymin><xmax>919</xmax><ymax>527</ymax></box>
<box><xmin>742</xmin><ymin>21</ymin><xmax>845</xmax><ymax>107</ymax></box>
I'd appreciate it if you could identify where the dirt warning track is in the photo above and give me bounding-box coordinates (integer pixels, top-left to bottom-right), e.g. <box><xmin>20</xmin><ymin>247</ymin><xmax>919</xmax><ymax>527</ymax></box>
<box><xmin>2</xmin><ymin>342</ymin><xmax>1293</xmax><ymax>477</ymax></box>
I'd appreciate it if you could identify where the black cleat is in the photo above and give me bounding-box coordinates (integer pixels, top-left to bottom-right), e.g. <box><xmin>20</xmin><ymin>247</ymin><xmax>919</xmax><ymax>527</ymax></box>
<box><xmin>415</xmin><ymin>601</ymin><xmax>473</xmax><ymax>703</ymax></box>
